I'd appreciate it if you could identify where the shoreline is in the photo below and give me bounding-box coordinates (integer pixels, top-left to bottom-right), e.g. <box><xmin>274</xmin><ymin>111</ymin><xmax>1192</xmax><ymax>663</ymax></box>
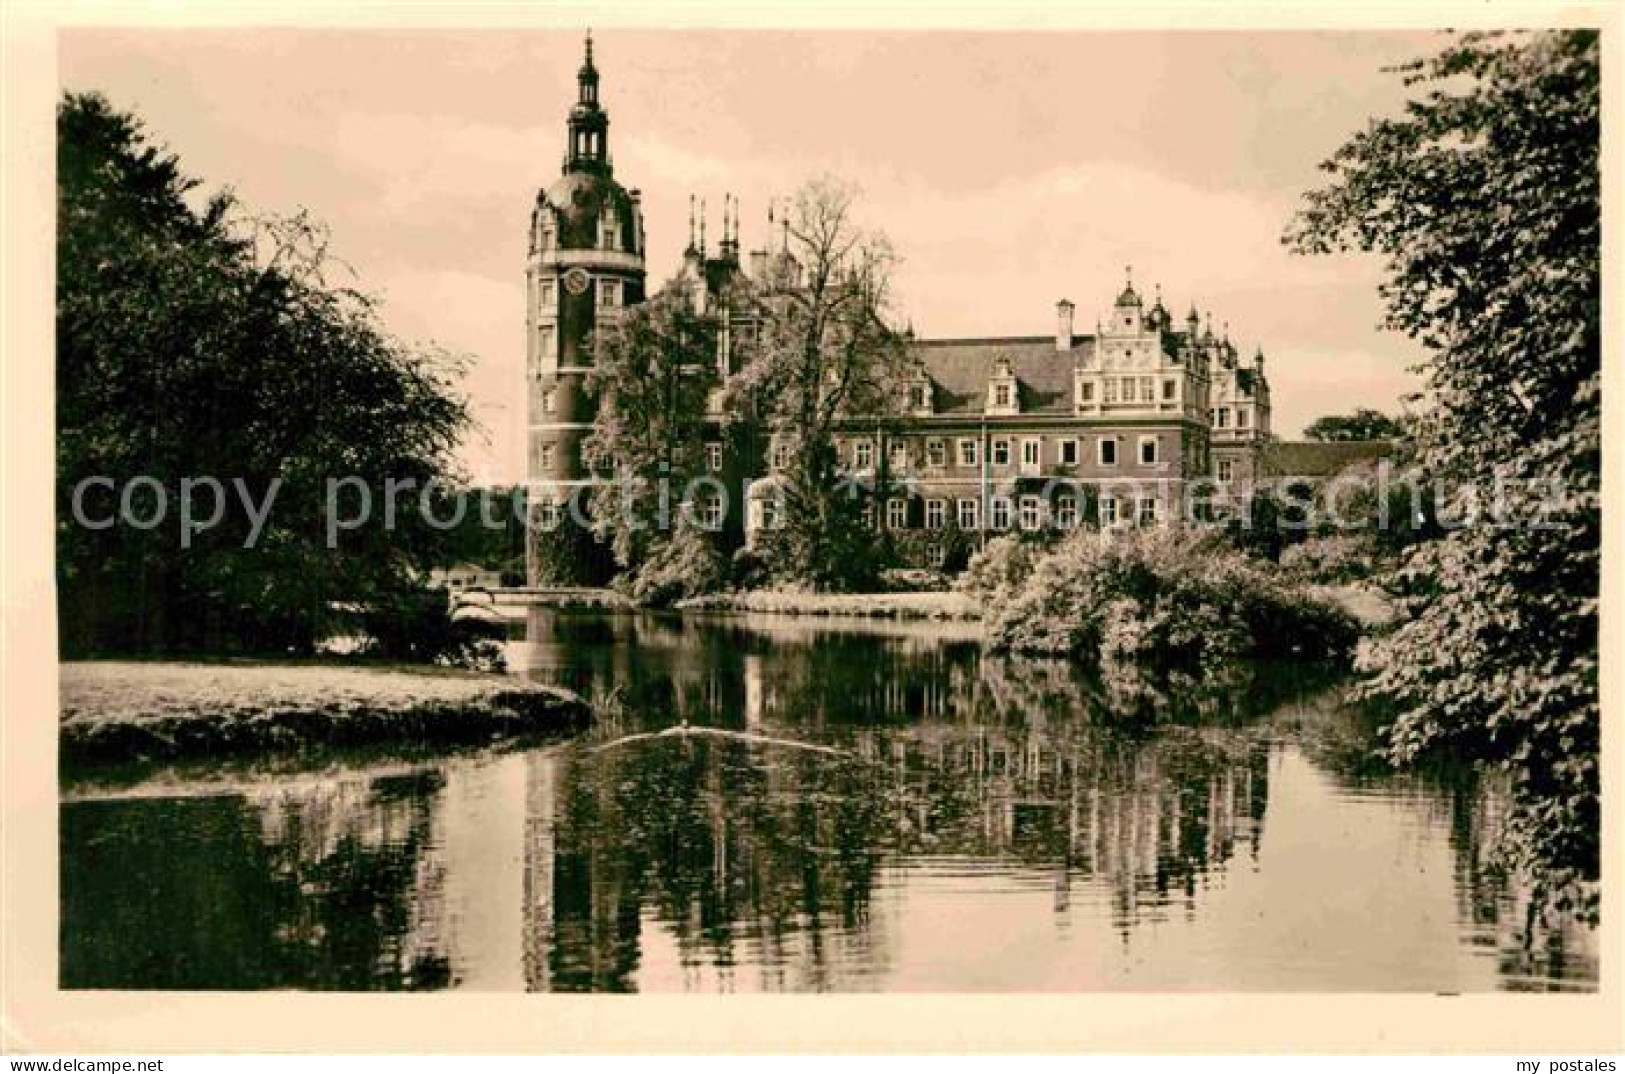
<box><xmin>674</xmin><ymin>589</ymin><xmax>980</xmax><ymax>620</ymax></box>
<box><xmin>59</xmin><ymin>660</ymin><xmax>591</xmax><ymax>770</ymax></box>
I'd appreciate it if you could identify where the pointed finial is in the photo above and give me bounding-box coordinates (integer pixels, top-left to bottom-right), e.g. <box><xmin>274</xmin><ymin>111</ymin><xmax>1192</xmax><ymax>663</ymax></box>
<box><xmin>688</xmin><ymin>194</ymin><xmax>696</xmax><ymax>250</ymax></box>
<box><xmin>699</xmin><ymin>197</ymin><xmax>707</xmax><ymax>254</ymax></box>
<box><xmin>585</xmin><ymin>28</ymin><xmax>593</xmax><ymax>64</ymax></box>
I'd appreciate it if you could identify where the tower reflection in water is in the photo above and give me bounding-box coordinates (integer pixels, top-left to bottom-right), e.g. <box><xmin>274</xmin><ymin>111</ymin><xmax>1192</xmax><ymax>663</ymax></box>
<box><xmin>59</xmin><ymin>610</ymin><xmax>1596</xmax><ymax>992</ymax></box>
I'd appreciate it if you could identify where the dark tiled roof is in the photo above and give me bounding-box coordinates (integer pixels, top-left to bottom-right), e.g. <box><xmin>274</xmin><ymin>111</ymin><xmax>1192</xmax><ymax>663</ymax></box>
<box><xmin>1258</xmin><ymin>440</ymin><xmax>1397</xmax><ymax>479</ymax></box>
<box><xmin>908</xmin><ymin>335</ymin><xmax>1094</xmax><ymax>416</ymax></box>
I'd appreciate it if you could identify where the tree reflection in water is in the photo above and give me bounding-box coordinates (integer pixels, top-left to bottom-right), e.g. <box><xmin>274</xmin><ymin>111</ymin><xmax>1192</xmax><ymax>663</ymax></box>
<box><xmin>58</xmin><ymin>612</ymin><xmax>1597</xmax><ymax>991</ymax></box>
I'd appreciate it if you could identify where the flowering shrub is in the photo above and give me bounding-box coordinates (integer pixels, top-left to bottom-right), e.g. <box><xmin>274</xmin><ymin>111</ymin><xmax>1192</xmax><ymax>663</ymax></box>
<box><xmin>1280</xmin><ymin>535</ymin><xmax>1379</xmax><ymax>584</ymax></box>
<box><xmin>956</xmin><ymin>535</ymin><xmax>1040</xmax><ymax>620</ymax></box>
<box><xmin>983</xmin><ymin>528</ymin><xmax>1359</xmax><ymax>668</ymax></box>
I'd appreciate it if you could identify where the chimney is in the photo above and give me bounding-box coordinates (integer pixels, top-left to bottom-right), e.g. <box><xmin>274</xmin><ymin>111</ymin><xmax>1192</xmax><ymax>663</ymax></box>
<box><xmin>1056</xmin><ymin>298</ymin><xmax>1075</xmax><ymax>352</ymax></box>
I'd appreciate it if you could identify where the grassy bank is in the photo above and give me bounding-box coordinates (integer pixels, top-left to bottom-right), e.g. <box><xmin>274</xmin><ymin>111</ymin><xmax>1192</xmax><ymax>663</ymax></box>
<box><xmin>676</xmin><ymin>589</ymin><xmax>979</xmax><ymax>620</ymax></box>
<box><xmin>60</xmin><ymin>661</ymin><xmax>591</xmax><ymax>769</ymax></box>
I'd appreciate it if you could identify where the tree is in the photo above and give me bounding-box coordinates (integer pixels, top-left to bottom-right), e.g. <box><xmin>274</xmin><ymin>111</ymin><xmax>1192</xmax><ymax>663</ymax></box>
<box><xmin>728</xmin><ymin>178</ymin><xmax>910</xmax><ymax>589</ymax></box>
<box><xmin>1303</xmin><ymin>407</ymin><xmax>1406</xmax><ymax>442</ymax></box>
<box><xmin>1286</xmin><ymin>32</ymin><xmax>1600</xmax><ymax>922</ymax></box>
<box><xmin>57</xmin><ymin>93</ymin><xmax>470</xmax><ymax>654</ymax></box>
<box><xmin>580</xmin><ymin>279</ymin><xmax>726</xmax><ymax>599</ymax></box>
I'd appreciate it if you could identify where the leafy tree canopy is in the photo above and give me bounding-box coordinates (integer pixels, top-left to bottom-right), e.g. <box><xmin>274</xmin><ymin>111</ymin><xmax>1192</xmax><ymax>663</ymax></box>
<box><xmin>1287</xmin><ymin>31</ymin><xmax>1600</xmax><ymax>922</ymax></box>
<box><xmin>57</xmin><ymin>92</ymin><xmax>471</xmax><ymax>654</ymax></box>
<box><xmin>1303</xmin><ymin>407</ymin><xmax>1406</xmax><ymax>442</ymax></box>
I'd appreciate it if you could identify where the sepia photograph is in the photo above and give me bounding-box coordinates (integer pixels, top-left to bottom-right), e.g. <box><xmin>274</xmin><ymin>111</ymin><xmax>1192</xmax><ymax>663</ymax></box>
<box><xmin>2</xmin><ymin>0</ymin><xmax>1620</xmax><ymax>1057</ymax></box>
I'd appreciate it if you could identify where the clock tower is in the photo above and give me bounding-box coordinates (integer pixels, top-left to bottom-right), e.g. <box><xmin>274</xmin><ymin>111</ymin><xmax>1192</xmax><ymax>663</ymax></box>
<box><xmin>526</xmin><ymin>32</ymin><xmax>646</xmax><ymax>581</ymax></box>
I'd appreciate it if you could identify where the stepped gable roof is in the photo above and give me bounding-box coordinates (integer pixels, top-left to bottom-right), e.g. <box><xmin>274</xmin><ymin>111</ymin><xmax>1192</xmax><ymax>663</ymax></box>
<box><xmin>906</xmin><ymin>335</ymin><xmax>1093</xmax><ymax>416</ymax></box>
<box><xmin>1257</xmin><ymin>440</ymin><xmax>1398</xmax><ymax>479</ymax></box>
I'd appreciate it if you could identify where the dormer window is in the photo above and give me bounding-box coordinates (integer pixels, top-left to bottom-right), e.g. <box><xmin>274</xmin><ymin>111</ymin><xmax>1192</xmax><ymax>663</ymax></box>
<box><xmin>905</xmin><ymin>378</ymin><xmax>933</xmax><ymax>415</ymax></box>
<box><xmin>987</xmin><ymin>356</ymin><xmax>1019</xmax><ymax>415</ymax></box>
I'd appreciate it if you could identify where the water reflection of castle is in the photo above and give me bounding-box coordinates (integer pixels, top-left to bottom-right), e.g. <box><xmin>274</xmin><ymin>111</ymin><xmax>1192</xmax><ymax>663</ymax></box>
<box><xmin>62</xmin><ymin>615</ymin><xmax>1594</xmax><ymax>990</ymax></box>
<box><xmin>123</xmin><ymin>616</ymin><xmax>1266</xmax><ymax>990</ymax></box>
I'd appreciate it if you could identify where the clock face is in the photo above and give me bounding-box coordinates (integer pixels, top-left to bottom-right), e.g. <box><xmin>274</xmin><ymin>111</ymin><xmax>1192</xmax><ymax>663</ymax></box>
<box><xmin>563</xmin><ymin>268</ymin><xmax>591</xmax><ymax>296</ymax></box>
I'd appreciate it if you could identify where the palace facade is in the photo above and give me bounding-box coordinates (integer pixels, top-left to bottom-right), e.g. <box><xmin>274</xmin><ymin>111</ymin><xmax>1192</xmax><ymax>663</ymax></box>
<box><xmin>526</xmin><ymin>38</ymin><xmax>1276</xmax><ymax>578</ymax></box>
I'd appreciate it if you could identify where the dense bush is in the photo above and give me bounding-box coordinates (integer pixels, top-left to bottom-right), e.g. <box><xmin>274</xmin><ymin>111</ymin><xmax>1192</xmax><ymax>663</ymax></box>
<box><xmin>878</xmin><ymin>567</ymin><xmax>953</xmax><ymax>593</ymax></box>
<box><xmin>1279</xmin><ymin>535</ymin><xmax>1379</xmax><ymax>585</ymax></box>
<box><xmin>617</xmin><ymin>518</ymin><xmax>727</xmax><ymax>608</ymax></box>
<box><xmin>981</xmin><ymin>528</ymin><xmax>1359</xmax><ymax>669</ymax></box>
<box><xmin>956</xmin><ymin>535</ymin><xmax>1039</xmax><ymax>619</ymax></box>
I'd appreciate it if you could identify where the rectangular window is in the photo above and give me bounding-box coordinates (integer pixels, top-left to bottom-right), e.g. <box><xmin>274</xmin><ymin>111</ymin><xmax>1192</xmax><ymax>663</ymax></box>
<box><xmin>889</xmin><ymin>441</ymin><xmax>909</xmax><ymax>470</ymax></box>
<box><xmin>957</xmin><ymin>498</ymin><xmax>979</xmax><ymax>530</ymax></box>
<box><xmin>1217</xmin><ymin>459</ymin><xmax>1234</xmax><ymax>482</ymax></box>
<box><xmin>994</xmin><ymin>383</ymin><xmax>1011</xmax><ymax>407</ymax></box>
<box><xmin>538</xmin><ymin>325</ymin><xmax>556</xmax><ymax>359</ymax></box>
<box><xmin>1021</xmin><ymin>438</ymin><xmax>1041</xmax><ymax>469</ymax></box>
<box><xmin>854</xmin><ymin>440</ymin><xmax>874</xmax><ymax>470</ymax></box>
<box><xmin>542</xmin><ymin>387</ymin><xmax>557</xmax><ymax>415</ymax></box>
<box><xmin>958</xmin><ymin>439</ymin><xmax>979</xmax><ymax>468</ymax></box>
<box><xmin>1140</xmin><ymin>437</ymin><xmax>1159</xmax><ymax>465</ymax></box>
<box><xmin>536</xmin><ymin>499</ymin><xmax>561</xmax><ymax>532</ymax></box>
<box><xmin>926</xmin><ymin>438</ymin><xmax>946</xmax><ymax>468</ymax></box>
<box><xmin>1080</xmin><ymin>381</ymin><xmax>1095</xmax><ymax>403</ymax></box>
<box><xmin>1055</xmin><ymin>494</ymin><xmax>1078</xmax><ymax>529</ymax></box>
<box><xmin>1060</xmin><ymin>438</ymin><xmax>1079</xmax><ymax>465</ymax></box>
<box><xmin>925</xmin><ymin>499</ymin><xmax>946</xmax><ymax>530</ymax></box>
<box><xmin>1099</xmin><ymin>438</ymin><xmax>1118</xmax><ymax>466</ymax></box>
<box><xmin>1018</xmin><ymin>495</ymin><xmax>1041</xmax><ymax>531</ymax></box>
<box><xmin>1099</xmin><ymin>497</ymin><xmax>1118</xmax><ymax>527</ymax></box>
<box><xmin>695</xmin><ymin>492</ymin><xmax>724</xmax><ymax>531</ymax></box>
<box><xmin>992</xmin><ymin>439</ymin><xmax>1011</xmax><ymax>466</ymax></box>
<box><xmin>1138</xmin><ymin>497</ymin><xmax>1158</xmax><ymax>527</ymax></box>
<box><xmin>1103</xmin><ymin>379</ymin><xmax>1119</xmax><ymax>403</ymax></box>
<box><xmin>598</xmin><ymin>279</ymin><xmax>620</xmax><ymax>307</ymax></box>
<box><xmin>539</xmin><ymin>281</ymin><xmax>556</xmax><ymax>308</ymax></box>
<box><xmin>1217</xmin><ymin>407</ymin><xmax>1231</xmax><ymax>428</ymax></box>
<box><xmin>539</xmin><ymin>442</ymin><xmax>555</xmax><ymax>470</ymax></box>
<box><xmin>1162</xmin><ymin>378</ymin><xmax>1177</xmax><ymax>401</ymax></box>
<box><xmin>991</xmin><ymin>497</ymin><xmax>1012</xmax><ymax>530</ymax></box>
<box><xmin>1141</xmin><ymin>377</ymin><xmax>1156</xmax><ymax>402</ymax></box>
<box><xmin>772</xmin><ymin>443</ymin><xmax>791</xmax><ymax>471</ymax></box>
<box><xmin>887</xmin><ymin>498</ymin><xmax>908</xmax><ymax>529</ymax></box>
<box><xmin>1237</xmin><ymin>408</ymin><xmax>1250</xmax><ymax>428</ymax></box>
<box><xmin>706</xmin><ymin>442</ymin><xmax>723</xmax><ymax>473</ymax></box>
<box><xmin>909</xmin><ymin>384</ymin><xmax>928</xmax><ymax>410</ymax></box>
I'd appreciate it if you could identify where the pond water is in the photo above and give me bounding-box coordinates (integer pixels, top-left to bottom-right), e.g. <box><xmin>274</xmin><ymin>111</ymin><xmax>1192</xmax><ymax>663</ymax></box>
<box><xmin>60</xmin><ymin>610</ymin><xmax>1597</xmax><ymax>992</ymax></box>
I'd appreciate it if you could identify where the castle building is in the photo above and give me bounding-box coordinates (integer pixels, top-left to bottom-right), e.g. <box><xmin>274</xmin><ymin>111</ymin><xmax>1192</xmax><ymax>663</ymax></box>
<box><xmin>526</xmin><ymin>37</ymin><xmax>1276</xmax><ymax>576</ymax></box>
<box><xmin>524</xmin><ymin>33</ymin><xmax>646</xmax><ymax>579</ymax></box>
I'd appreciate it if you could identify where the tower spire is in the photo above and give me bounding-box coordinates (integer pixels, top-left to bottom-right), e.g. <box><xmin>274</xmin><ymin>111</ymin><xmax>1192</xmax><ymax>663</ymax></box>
<box><xmin>564</xmin><ymin>29</ymin><xmax>609</xmax><ymax>175</ymax></box>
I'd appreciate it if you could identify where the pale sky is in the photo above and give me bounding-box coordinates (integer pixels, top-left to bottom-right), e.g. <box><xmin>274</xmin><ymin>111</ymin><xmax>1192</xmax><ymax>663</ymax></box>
<box><xmin>60</xmin><ymin>29</ymin><xmax>1439</xmax><ymax>482</ymax></box>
